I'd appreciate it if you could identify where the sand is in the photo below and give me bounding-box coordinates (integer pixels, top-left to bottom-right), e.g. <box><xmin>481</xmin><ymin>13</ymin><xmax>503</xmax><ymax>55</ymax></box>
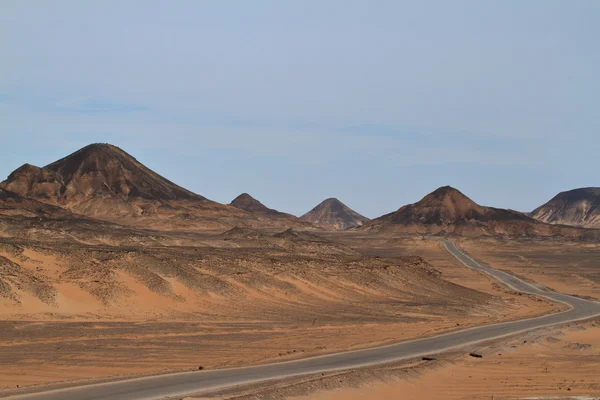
<box><xmin>0</xmin><ymin>233</ymin><xmax>560</xmax><ymax>391</ymax></box>
<box><xmin>287</xmin><ymin>321</ymin><xmax>600</xmax><ymax>400</ymax></box>
<box><xmin>459</xmin><ymin>238</ymin><xmax>600</xmax><ymax>301</ymax></box>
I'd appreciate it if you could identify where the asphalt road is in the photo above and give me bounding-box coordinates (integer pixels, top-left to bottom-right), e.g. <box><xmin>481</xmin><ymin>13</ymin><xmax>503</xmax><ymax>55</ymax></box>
<box><xmin>5</xmin><ymin>240</ymin><xmax>600</xmax><ymax>400</ymax></box>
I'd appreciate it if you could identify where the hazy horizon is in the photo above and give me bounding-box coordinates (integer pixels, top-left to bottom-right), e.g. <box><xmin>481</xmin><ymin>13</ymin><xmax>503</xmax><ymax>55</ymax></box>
<box><xmin>1</xmin><ymin>1</ymin><xmax>598</xmax><ymax>218</ymax></box>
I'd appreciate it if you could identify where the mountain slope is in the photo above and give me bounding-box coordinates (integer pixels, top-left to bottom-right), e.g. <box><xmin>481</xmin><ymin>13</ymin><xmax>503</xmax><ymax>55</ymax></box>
<box><xmin>0</xmin><ymin>187</ymin><xmax>70</xmax><ymax>218</ymax></box>
<box><xmin>531</xmin><ymin>188</ymin><xmax>600</xmax><ymax>228</ymax></box>
<box><xmin>0</xmin><ymin>143</ymin><xmax>248</xmax><ymax>230</ymax></box>
<box><xmin>363</xmin><ymin>186</ymin><xmax>598</xmax><ymax>238</ymax></box>
<box><xmin>301</xmin><ymin>198</ymin><xmax>370</xmax><ymax>230</ymax></box>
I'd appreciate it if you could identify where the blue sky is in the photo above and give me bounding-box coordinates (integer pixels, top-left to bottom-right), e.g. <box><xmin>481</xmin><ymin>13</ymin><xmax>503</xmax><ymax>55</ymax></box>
<box><xmin>1</xmin><ymin>1</ymin><xmax>598</xmax><ymax>218</ymax></box>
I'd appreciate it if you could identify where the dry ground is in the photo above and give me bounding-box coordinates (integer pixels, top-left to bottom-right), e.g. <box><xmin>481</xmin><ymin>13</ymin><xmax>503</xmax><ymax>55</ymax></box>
<box><xmin>291</xmin><ymin>320</ymin><xmax>600</xmax><ymax>400</ymax></box>
<box><xmin>458</xmin><ymin>237</ymin><xmax>600</xmax><ymax>301</ymax></box>
<box><xmin>0</xmin><ymin>230</ymin><xmax>562</xmax><ymax>393</ymax></box>
<box><xmin>328</xmin><ymin>233</ymin><xmax>567</xmax><ymax>319</ymax></box>
<box><xmin>185</xmin><ymin>319</ymin><xmax>600</xmax><ymax>400</ymax></box>
<box><xmin>180</xmin><ymin>234</ymin><xmax>600</xmax><ymax>400</ymax></box>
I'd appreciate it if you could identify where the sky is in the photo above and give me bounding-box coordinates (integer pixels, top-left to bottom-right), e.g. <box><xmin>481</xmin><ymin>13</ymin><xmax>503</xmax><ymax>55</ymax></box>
<box><xmin>0</xmin><ymin>1</ymin><xmax>598</xmax><ymax>218</ymax></box>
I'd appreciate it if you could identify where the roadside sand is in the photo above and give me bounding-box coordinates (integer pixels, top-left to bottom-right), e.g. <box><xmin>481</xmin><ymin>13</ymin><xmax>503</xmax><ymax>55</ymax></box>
<box><xmin>184</xmin><ymin>320</ymin><xmax>600</xmax><ymax>400</ymax></box>
<box><xmin>287</xmin><ymin>322</ymin><xmax>600</xmax><ymax>400</ymax></box>
<box><xmin>459</xmin><ymin>238</ymin><xmax>600</xmax><ymax>300</ymax></box>
<box><xmin>0</xmin><ymin>304</ymin><xmax>558</xmax><ymax>390</ymax></box>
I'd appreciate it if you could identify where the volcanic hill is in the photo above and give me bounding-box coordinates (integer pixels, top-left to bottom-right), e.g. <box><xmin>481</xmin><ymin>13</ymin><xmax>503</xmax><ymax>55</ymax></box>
<box><xmin>0</xmin><ymin>143</ymin><xmax>249</xmax><ymax>230</ymax></box>
<box><xmin>230</xmin><ymin>193</ymin><xmax>314</xmax><ymax>228</ymax></box>
<box><xmin>531</xmin><ymin>187</ymin><xmax>600</xmax><ymax>228</ymax></box>
<box><xmin>362</xmin><ymin>186</ymin><xmax>600</xmax><ymax>238</ymax></box>
<box><xmin>301</xmin><ymin>198</ymin><xmax>370</xmax><ymax>230</ymax></box>
<box><xmin>231</xmin><ymin>193</ymin><xmax>277</xmax><ymax>214</ymax></box>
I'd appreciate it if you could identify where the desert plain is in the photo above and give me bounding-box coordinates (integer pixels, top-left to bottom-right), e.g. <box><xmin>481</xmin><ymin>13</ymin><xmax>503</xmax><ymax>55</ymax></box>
<box><xmin>2</xmin><ymin>230</ymin><xmax>599</xmax><ymax>400</ymax></box>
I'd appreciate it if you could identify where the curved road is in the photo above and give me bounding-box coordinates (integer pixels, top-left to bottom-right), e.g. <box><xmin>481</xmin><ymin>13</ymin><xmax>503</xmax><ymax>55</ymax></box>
<box><xmin>5</xmin><ymin>240</ymin><xmax>600</xmax><ymax>400</ymax></box>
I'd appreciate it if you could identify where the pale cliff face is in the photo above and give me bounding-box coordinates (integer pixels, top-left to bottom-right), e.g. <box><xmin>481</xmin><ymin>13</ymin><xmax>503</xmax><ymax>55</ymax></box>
<box><xmin>531</xmin><ymin>188</ymin><xmax>600</xmax><ymax>228</ymax></box>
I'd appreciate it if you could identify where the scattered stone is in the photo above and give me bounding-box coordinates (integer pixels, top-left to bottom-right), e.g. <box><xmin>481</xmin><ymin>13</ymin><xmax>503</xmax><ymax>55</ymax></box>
<box><xmin>198</xmin><ymin>366</ymin><xmax>204</xmax><ymax>370</ymax></box>
<box><xmin>564</xmin><ymin>342</ymin><xmax>594</xmax><ymax>351</ymax></box>
<box><xmin>422</xmin><ymin>356</ymin><xmax>437</xmax><ymax>361</ymax></box>
<box><xmin>469</xmin><ymin>352</ymin><xmax>483</xmax><ymax>358</ymax></box>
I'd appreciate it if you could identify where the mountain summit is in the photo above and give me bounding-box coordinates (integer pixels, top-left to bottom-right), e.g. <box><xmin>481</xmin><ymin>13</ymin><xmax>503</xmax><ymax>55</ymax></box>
<box><xmin>45</xmin><ymin>143</ymin><xmax>201</xmax><ymax>200</ymax></box>
<box><xmin>531</xmin><ymin>187</ymin><xmax>600</xmax><ymax>228</ymax></box>
<box><xmin>301</xmin><ymin>198</ymin><xmax>369</xmax><ymax>230</ymax></box>
<box><xmin>392</xmin><ymin>186</ymin><xmax>487</xmax><ymax>224</ymax></box>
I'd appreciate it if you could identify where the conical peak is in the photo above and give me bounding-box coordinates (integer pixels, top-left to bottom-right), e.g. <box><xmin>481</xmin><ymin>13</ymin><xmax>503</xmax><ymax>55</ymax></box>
<box><xmin>79</xmin><ymin>142</ymin><xmax>120</xmax><ymax>152</ymax></box>
<box><xmin>425</xmin><ymin>186</ymin><xmax>467</xmax><ymax>199</ymax></box>
<box><xmin>26</xmin><ymin>143</ymin><xmax>202</xmax><ymax>201</ymax></box>
<box><xmin>318</xmin><ymin>198</ymin><xmax>347</xmax><ymax>213</ymax></box>
<box><xmin>230</xmin><ymin>193</ymin><xmax>271</xmax><ymax>213</ymax></box>
<box><xmin>232</xmin><ymin>193</ymin><xmax>257</xmax><ymax>203</ymax></box>
<box><xmin>44</xmin><ymin>143</ymin><xmax>134</xmax><ymax>173</ymax></box>
<box><xmin>301</xmin><ymin>197</ymin><xmax>369</xmax><ymax>229</ymax></box>
<box><xmin>417</xmin><ymin>186</ymin><xmax>479</xmax><ymax>208</ymax></box>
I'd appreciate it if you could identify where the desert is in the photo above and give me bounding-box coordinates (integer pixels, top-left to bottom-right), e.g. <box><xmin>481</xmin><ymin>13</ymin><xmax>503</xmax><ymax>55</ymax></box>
<box><xmin>0</xmin><ymin>144</ymin><xmax>599</xmax><ymax>400</ymax></box>
<box><xmin>2</xmin><ymin>3</ymin><xmax>599</xmax><ymax>398</ymax></box>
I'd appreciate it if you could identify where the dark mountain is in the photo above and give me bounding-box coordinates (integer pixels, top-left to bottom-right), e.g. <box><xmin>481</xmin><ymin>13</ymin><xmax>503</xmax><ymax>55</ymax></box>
<box><xmin>3</xmin><ymin>143</ymin><xmax>200</xmax><ymax>202</ymax></box>
<box><xmin>362</xmin><ymin>186</ymin><xmax>598</xmax><ymax>238</ymax></box>
<box><xmin>0</xmin><ymin>143</ymin><xmax>247</xmax><ymax>230</ymax></box>
<box><xmin>531</xmin><ymin>188</ymin><xmax>600</xmax><ymax>228</ymax></box>
<box><xmin>301</xmin><ymin>198</ymin><xmax>370</xmax><ymax>230</ymax></box>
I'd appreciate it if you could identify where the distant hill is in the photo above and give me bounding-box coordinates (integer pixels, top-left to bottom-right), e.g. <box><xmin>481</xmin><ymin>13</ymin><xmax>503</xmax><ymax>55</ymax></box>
<box><xmin>362</xmin><ymin>186</ymin><xmax>600</xmax><ymax>239</ymax></box>
<box><xmin>531</xmin><ymin>188</ymin><xmax>600</xmax><ymax>228</ymax></box>
<box><xmin>301</xmin><ymin>198</ymin><xmax>369</xmax><ymax>230</ymax></box>
<box><xmin>231</xmin><ymin>193</ymin><xmax>277</xmax><ymax>214</ymax></box>
<box><xmin>230</xmin><ymin>193</ymin><xmax>314</xmax><ymax>228</ymax></box>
